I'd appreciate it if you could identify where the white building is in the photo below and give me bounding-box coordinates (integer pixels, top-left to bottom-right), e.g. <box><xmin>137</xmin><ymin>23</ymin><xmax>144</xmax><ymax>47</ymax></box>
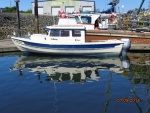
<box><xmin>32</xmin><ymin>0</ymin><xmax>95</xmax><ymax>15</ymax></box>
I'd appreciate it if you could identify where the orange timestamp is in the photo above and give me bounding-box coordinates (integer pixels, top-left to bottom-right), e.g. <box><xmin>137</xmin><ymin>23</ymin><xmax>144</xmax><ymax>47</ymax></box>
<box><xmin>117</xmin><ymin>98</ymin><xmax>141</xmax><ymax>103</ymax></box>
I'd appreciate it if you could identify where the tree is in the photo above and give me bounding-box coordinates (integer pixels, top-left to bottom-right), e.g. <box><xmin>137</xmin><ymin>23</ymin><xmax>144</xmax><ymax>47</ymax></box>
<box><xmin>4</xmin><ymin>6</ymin><xmax>16</xmax><ymax>13</ymax></box>
<box><xmin>26</xmin><ymin>9</ymin><xmax>32</xmax><ymax>13</ymax></box>
<box><xmin>3</xmin><ymin>6</ymin><xmax>32</xmax><ymax>13</ymax></box>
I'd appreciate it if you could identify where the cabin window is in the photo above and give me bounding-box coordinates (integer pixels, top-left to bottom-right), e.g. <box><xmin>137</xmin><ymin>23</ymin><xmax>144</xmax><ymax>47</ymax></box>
<box><xmin>50</xmin><ymin>30</ymin><xmax>69</xmax><ymax>37</ymax></box>
<box><xmin>81</xmin><ymin>16</ymin><xmax>91</xmax><ymax>24</ymax></box>
<box><xmin>72</xmin><ymin>30</ymin><xmax>81</xmax><ymax>37</ymax></box>
<box><xmin>50</xmin><ymin>30</ymin><xmax>60</xmax><ymax>36</ymax></box>
<box><xmin>61</xmin><ymin>30</ymin><xmax>69</xmax><ymax>37</ymax></box>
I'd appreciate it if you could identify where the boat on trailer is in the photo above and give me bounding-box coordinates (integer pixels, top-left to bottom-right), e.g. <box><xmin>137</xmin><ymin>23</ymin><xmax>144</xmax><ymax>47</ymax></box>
<box><xmin>11</xmin><ymin>25</ymin><xmax>130</xmax><ymax>55</ymax></box>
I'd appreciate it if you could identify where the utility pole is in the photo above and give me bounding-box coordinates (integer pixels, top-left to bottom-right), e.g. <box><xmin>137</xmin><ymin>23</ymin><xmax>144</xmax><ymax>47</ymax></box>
<box><xmin>149</xmin><ymin>0</ymin><xmax>150</xmax><ymax>29</ymax></box>
<box><xmin>34</xmin><ymin>0</ymin><xmax>39</xmax><ymax>33</ymax></box>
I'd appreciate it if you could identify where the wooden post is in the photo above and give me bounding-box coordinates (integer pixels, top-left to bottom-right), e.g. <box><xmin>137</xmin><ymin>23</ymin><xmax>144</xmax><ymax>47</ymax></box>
<box><xmin>34</xmin><ymin>0</ymin><xmax>39</xmax><ymax>33</ymax></box>
<box><xmin>14</xmin><ymin>0</ymin><xmax>20</xmax><ymax>35</ymax></box>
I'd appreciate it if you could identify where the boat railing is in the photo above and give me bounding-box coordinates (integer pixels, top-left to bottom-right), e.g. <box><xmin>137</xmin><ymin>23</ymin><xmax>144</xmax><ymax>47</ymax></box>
<box><xmin>87</xmin><ymin>39</ymin><xmax>119</xmax><ymax>42</ymax></box>
<box><xmin>12</xmin><ymin>29</ymin><xmax>31</xmax><ymax>38</ymax></box>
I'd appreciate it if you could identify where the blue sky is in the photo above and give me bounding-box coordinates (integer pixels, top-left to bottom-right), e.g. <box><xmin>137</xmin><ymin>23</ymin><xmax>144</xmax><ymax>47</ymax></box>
<box><xmin>0</xmin><ymin>0</ymin><xmax>149</xmax><ymax>12</ymax></box>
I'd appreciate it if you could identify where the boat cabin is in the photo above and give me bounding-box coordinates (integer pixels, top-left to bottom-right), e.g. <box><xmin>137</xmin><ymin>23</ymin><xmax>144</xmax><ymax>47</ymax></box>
<box><xmin>58</xmin><ymin>13</ymin><xmax>116</xmax><ymax>30</ymax></box>
<box><xmin>43</xmin><ymin>25</ymin><xmax>86</xmax><ymax>44</ymax></box>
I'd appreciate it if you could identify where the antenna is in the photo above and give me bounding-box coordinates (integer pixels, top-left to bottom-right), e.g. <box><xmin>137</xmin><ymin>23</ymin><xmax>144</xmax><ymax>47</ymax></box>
<box><xmin>149</xmin><ymin>0</ymin><xmax>150</xmax><ymax>12</ymax></box>
<box><xmin>10</xmin><ymin>0</ymin><xmax>12</xmax><ymax>7</ymax></box>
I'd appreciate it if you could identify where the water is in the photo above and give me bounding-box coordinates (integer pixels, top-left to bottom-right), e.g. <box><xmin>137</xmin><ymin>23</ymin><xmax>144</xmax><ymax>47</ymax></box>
<box><xmin>0</xmin><ymin>52</ymin><xmax>149</xmax><ymax>113</ymax></box>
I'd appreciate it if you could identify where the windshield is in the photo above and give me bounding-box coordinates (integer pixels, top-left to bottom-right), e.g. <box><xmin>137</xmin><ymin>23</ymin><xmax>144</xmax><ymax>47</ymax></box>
<box><xmin>81</xmin><ymin>16</ymin><xmax>91</xmax><ymax>24</ymax></box>
<box><xmin>75</xmin><ymin>16</ymin><xmax>81</xmax><ymax>23</ymax></box>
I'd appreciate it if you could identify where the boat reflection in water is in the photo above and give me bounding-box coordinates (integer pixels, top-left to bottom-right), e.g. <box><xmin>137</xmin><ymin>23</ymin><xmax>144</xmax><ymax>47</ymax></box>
<box><xmin>9</xmin><ymin>53</ymin><xmax>150</xmax><ymax>113</ymax></box>
<box><xmin>11</xmin><ymin>54</ymin><xmax>130</xmax><ymax>83</ymax></box>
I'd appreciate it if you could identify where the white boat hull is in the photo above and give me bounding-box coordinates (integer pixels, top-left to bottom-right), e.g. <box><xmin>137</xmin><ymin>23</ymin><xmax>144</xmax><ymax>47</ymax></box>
<box><xmin>12</xmin><ymin>38</ymin><xmax>123</xmax><ymax>55</ymax></box>
<box><xmin>11</xmin><ymin>25</ymin><xmax>128</xmax><ymax>56</ymax></box>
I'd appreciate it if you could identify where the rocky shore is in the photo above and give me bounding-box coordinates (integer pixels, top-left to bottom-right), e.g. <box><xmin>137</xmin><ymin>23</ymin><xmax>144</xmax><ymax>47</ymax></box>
<box><xmin>0</xmin><ymin>13</ymin><xmax>58</xmax><ymax>39</ymax></box>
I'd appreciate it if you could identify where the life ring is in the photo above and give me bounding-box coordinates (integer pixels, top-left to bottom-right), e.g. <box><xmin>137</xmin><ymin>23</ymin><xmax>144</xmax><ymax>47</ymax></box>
<box><xmin>58</xmin><ymin>8</ymin><xmax>67</xmax><ymax>18</ymax></box>
<box><xmin>110</xmin><ymin>14</ymin><xmax>116</xmax><ymax>21</ymax></box>
<box><xmin>73</xmin><ymin>11</ymin><xmax>80</xmax><ymax>14</ymax></box>
<box><xmin>60</xmin><ymin>13</ymin><xmax>67</xmax><ymax>18</ymax></box>
<box><xmin>59</xmin><ymin>8</ymin><xmax>64</xmax><ymax>14</ymax></box>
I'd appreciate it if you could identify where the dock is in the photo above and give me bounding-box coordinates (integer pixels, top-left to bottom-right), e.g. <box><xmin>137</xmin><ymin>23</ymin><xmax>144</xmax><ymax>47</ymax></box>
<box><xmin>86</xmin><ymin>30</ymin><xmax>150</xmax><ymax>45</ymax></box>
<box><xmin>0</xmin><ymin>39</ymin><xmax>150</xmax><ymax>53</ymax></box>
<box><xmin>131</xmin><ymin>44</ymin><xmax>150</xmax><ymax>50</ymax></box>
<box><xmin>0</xmin><ymin>39</ymin><xmax>19</xmax><ymax>53</ymax></box>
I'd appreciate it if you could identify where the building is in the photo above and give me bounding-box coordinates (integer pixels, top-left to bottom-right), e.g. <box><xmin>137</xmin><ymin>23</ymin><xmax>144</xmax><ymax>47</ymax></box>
<box><xmin>32</xmin><ymin>0</ymin><xmax>95</xmax><ymax>15</ymax></box>
<box><xmin>0</xmin><ymin>8</ymin><xmax>4</xmax><ymax>13</ymax></box>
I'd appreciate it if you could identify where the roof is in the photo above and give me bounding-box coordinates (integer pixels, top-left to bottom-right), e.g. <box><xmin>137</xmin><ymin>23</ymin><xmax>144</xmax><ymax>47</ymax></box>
<box><xmin>45</xmin><ymin>25</ymin><xmax>86</xmax><ymax>30</ymax></box>
<box><xmin>32</xmin><ymin>0</ymin><xmax>95</xmax><ymax>3</ymax></box>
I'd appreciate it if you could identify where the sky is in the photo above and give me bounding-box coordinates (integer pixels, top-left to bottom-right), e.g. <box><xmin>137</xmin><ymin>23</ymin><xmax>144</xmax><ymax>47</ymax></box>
<box><xmin>0</xmin><ymin>0</ymin><xmax>149</xmax><ymax>12</ymax></box>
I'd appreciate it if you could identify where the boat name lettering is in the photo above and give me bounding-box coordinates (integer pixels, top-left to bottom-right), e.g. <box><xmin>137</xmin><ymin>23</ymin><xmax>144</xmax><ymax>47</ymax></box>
<box><xmin>51</xmin><ymin>38</ymin><xmax>58</xmax><ymax>40</ymax></box>
<box><xmin>75</xmin><ymin>39</ymin><xmax>80</xmax><ymax>41</ymax></box>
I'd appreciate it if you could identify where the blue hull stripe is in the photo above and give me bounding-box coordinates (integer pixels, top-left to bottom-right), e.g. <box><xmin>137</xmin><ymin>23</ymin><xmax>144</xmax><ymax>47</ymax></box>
<box><xmin>23</xmin><ymin>41</ymin><xmax>120</xmax><ymax>49</ymax></box>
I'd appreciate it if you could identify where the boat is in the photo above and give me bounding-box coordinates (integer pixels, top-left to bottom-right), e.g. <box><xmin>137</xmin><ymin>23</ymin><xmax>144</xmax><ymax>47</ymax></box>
<box><xmin>57</xmin><ymin>9</ymin><xmax>150</xmax><ymax>46</ymax></box>
<box><xmin>11</xmin><ymin>25</ymin><xmax>130</xmax><ymax>55</ymax></box>
<box><xmin>86</xmin><ymin>29</ymin><xmax>150</xmax><ymax>45</ymax></box>
<box><xmin>58</xmin><ymin>13</ymin><xmax>117</xmax><ymax>30</ymax></box>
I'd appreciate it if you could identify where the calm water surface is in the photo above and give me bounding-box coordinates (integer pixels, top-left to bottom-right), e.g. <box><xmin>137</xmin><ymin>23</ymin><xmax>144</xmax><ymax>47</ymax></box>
<box><xmin>0</xmin><ymin>52</ymin><xmax>149</xmax><ymax>113</ymax></box>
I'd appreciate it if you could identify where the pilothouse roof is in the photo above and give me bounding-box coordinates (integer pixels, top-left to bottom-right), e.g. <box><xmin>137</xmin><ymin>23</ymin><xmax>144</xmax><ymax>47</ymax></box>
<box><xmin>45</xmin><ymin>25</ymin><xmax>86</xmax><ymax>30</ymax></box>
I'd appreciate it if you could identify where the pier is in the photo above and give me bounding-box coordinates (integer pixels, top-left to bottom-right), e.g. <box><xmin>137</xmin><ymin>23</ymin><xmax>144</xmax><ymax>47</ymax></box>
<box><xmin>0</xmin><ymin>39</ymin><xmax>19</xmax><ymax>53</ymax></box>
